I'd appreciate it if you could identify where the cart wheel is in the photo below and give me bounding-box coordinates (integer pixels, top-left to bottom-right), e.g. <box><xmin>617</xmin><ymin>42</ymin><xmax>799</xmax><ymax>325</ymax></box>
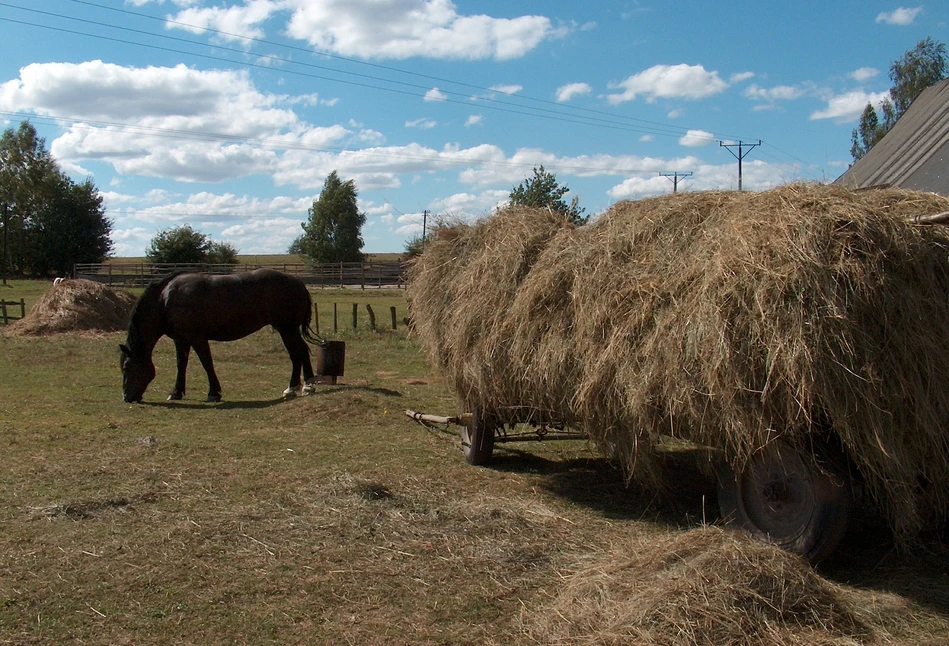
<box><xmin>461</xmin><ymin>405</ymin><xmax>496</xmax><ymax>466</ymax></box>
<box><xmin>717</xmin><ymin>442</ymin><xmax>852</xmax><ymax>563</ymax></box>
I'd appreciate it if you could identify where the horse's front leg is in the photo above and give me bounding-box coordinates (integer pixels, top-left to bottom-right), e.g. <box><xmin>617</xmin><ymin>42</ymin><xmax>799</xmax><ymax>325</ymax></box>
<box><xmin>168</xmin><ymin>339</ymin><xmax>191</xmax><ymax>401</ymax></box>
<box><xmin>192</xmin><ymin>338</ymin><xmax>222</xmax><ymax>402</ymax></box>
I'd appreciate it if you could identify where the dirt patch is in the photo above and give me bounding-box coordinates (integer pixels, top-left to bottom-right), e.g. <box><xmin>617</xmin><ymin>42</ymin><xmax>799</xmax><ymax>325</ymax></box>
<box><xmin>5</xmin><ymin>279</ymin><xmax>137</xmax><ymax>336</ymax></box>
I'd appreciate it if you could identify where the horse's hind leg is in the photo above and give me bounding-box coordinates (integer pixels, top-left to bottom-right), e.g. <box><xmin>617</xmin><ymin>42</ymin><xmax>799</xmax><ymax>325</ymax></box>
<box><xmin>278</xmin><ymin>329</ymin><xmax>308</xmax><ymax>396</ymax></box>
<box><xmin>169</xmin><ymin>338</ymin><xmax>190</xmax><ymax>401</ymax></box>
<box><xmin>192</xmin><ymin>338</ymin><xmax>223</xmax><ymax>402</ymax></box>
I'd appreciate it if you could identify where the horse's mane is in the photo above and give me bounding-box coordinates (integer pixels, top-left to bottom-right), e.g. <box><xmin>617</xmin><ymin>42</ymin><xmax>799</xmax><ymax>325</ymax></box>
<box><xmin>125</xmin><ymin>272</ymin><xmax>184</xmax><ymax>353</ymax></box>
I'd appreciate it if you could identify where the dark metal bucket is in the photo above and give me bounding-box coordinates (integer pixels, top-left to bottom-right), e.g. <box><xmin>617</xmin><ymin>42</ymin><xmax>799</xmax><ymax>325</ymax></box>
<box><xmin>316</xmin><ymin>341</ymin><xmax>346</xmax><ymax>384</ymax></box>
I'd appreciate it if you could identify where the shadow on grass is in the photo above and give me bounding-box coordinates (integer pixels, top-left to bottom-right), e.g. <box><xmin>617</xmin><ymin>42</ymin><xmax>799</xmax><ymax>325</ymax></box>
<box><xmin>143</xmin><ymin>398</ymin><xmax>287</xmax><ymax>410</ymax></box>
<box><xmin>140</xmin><ymin>384</ymin><xmax>404</xmax><ymax>409</ymax></box>
<box><xmin>488</xmin><ymin>445</ymin><xmax>719</xmax><ymax>530</ymax></box>
<box><xmin>821</xmin><ymin>511</ymin><xmax>949</xmax><ymax>614</ymax></box>
<box><xmin>492</xmin><ymin>443</ymin><xmax>949</xmax><ymax>616</ymax></box>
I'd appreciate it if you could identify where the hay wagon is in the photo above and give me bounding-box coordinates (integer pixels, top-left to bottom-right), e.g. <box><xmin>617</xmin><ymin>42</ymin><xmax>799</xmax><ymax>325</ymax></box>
<box><xmin>407</xmin><ymin>185</ymin><xmax>949</xmax><ymax>562</ymax></box>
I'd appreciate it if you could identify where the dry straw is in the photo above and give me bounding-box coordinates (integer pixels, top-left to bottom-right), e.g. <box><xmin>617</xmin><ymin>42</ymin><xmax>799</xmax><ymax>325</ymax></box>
<box><xmin>408</xmin><ymin>183</ymin><xmax>949</xmax><ymax>542</ymax></box>
<box><xmin>5</xmin><ymin>278</ymin><xmax>137</xmax><ymax>336</ymax></box>
<box><xmin>522</xmin><ymin>526</ymin><xmax>872</xmax><ymax>646</ymax></box>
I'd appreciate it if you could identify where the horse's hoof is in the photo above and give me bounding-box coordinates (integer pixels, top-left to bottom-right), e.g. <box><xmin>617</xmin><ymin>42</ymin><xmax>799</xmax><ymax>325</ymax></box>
<box><xmin>301</xmin><ymin>384</ymin><xmax>314</xmax><ymax>395</ymax></box>
<box><xmin>206</xmin><ymin>394</ymin><xmax>222</xmax><ymax>403</ymax></box>
<box><xmin>283</xmin><ymin>387</ymin><xmax>297</xmax><ymax>398</ymax></box>
<box><xmin>167</xmin><ymin>393</ymin><xmax>183</xmax><ymax>401</ymax></box>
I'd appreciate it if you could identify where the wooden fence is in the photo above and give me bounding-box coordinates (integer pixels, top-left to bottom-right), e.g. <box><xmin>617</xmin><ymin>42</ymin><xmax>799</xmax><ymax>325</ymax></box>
<box><xmin>0</xmin><ymin>298</ymin><xmax>25</xmax><ymax>324</ymax></box>
<box><xmin>73</xmin><ymin>261</ymin><xmax>408</xmax><ymax>290</ymax></box>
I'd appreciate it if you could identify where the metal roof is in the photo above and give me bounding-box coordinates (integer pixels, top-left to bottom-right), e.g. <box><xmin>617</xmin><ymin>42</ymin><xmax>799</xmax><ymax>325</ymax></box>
<box><xmin>835</xmin><ymin>78</ymin><xmax>949</xmax><ymax>196</ymax></box>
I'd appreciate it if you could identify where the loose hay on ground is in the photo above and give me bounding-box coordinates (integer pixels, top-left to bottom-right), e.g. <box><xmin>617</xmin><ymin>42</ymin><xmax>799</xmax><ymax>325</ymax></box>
<box><xmin>407</xmin><ymin>184</ymin><xmax>949</xmax><ymax>542</ymax></box>
<box><xmin>521</xmin><ymin>526</ymin><xmax>875</xmax><ymax>646</ymax></box>
<box><xmin>5</xmin><ymin>278</ymin><xmax>137</xmax><ymax>336</ymax></box>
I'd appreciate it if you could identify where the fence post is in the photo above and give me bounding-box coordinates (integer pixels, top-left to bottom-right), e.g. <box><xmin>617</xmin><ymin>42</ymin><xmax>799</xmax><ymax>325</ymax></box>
<box><xmin>339</xmin><ymin>262</ymin><xmax>344</xmax><ymax>288</ymax></box>
<box><xmin>18</xmin><ymin>299</ymin><xmax>24</xmax><ymax>319</ymax></box>
<box><xmin>361</xmin><ymin>264</ymin><xmax>365</xmax><ymax>290</ymax></box>
<box><xmin>352</xmin><ymin>303</ymin><xmax>358</xmax><ymax>329</ymax></box>
<box><xmin>366</xmin><ymin>304</ymin><xmax>376</xmax><ymax>330</ymax></box>
<box><xmin>333</xmin><ymin>303</ymin><xmax>338</xmax><ymax>333</ymax></box>
<box><xmin>313</xmin><ymin>303</ymin><xmax>320</xmax><ymax>335</ymax></box>
<box><xmin>390</xmin><ymin>306</ymin><xmax>397</xmax><ymax>330</ymax></box>
<box><xmin>1</xmin><ymin>301</ymin><xmax>7</xmax><ymax>325</ymax></box>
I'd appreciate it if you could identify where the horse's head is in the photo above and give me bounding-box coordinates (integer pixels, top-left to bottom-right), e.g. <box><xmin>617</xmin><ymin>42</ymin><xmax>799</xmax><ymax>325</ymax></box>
<box><xmin>120</xmin><ymin>344</ymin><xmax>155</xmax><ymax>403</ymax></box>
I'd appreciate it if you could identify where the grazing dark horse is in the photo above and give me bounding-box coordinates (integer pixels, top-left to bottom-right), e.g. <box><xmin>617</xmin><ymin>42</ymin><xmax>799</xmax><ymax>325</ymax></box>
<box><xmin>120</xmin><ymin>269</ymin><xmax>320</xmax><ymax>403</ymax></box>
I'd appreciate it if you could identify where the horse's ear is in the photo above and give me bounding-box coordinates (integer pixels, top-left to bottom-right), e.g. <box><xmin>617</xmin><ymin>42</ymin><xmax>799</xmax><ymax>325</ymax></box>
<box><xmin>119</xmin><ymin>344</ymin><xmax>130</xmax><ymax>356</ymax></box>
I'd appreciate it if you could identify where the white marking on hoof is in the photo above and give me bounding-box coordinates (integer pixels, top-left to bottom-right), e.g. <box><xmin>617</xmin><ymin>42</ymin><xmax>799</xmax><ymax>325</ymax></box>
<box><xmin>301</xmin><ymin>383</ymin><xmax>315</xmax><ymax>395</ymax></box>
<box><xmin>283</xmin><ymin>386</ymin><xmax>297</xmax><ymax>398</ymax></box>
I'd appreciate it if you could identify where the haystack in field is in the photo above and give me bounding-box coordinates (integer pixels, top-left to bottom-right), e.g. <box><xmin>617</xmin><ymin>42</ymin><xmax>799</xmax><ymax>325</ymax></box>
<box><xmin>6</xmin><ymin>279</ymin><xmax>137</xmax><ymax>336</ymax></box>
<box><xmin>408</xmin><ymin>184</ymin><xmax>949</xmax><ymax>542</ymax></box>
<box><xmin>522</xmin><ymin>526</ymin><xmax>871</xmax><ymax>646</ymax></box>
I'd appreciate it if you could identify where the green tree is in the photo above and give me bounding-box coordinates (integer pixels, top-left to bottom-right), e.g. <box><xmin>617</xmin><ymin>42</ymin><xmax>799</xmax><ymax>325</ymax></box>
<box><xmin>509</xmin><ymin>165</ymin><xmax>586</xmax><ymax>225</ymax></box>
<box><xmin>28</xmin><ymin>178</ymin><xmax>113</xmax><ymax>276</ymax></box>
<box><xmin>0</xmin><ymin>121</ymin><xmax>113</xmax><ymax>277</ymax></box>
<box><xmin>145</xmin><ymin>225</ymin><xmax>212</xmax><ymax>264</ymax></box>
<box><xmin>299</xmin><ymin>171</ymin><xmax>366</xmax><ymax>264</ymax></box>
<box><xmin>403</xmin><ymin>234</ymin><xmax>427</xmax><ymax>259</ymax></box>
<box><xmin>208</xmin><ymin>240</ymin><xmax>239</xmax><ymax>265</ymax></box>
<box><xmin>851</xmin><ymin>37</ymin><xmax>947</xmax><ymax>160</ymax></box>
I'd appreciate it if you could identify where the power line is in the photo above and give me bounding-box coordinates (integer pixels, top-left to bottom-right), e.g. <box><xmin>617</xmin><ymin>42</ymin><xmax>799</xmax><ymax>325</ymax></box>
<box><xmin>0</xmin><ymin>7</ymin><xmax>713</xmax><ymax>142</ymax></box>
<box><xmin>58</xmin><ymin>0</ymin><xmax>757</xmax><ymax>143</ymax></box>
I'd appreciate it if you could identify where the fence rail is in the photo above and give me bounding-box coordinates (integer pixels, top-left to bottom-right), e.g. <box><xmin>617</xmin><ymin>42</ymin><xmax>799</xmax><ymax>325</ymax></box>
<box><xmin>73</xmin><ymin>261</ymin><xmax>408</xmax><ymax>290</ymax></box>
<box><xmin>1</xmin><ymin>298</ymin><xmax>25</xmax><ymax>324</ymax></box>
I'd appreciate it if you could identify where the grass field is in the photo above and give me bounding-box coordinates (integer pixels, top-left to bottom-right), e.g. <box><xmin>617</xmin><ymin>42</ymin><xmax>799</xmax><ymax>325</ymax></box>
<box><xmin>2</xmin><ymin>279</ymin><xmax>949</xmax><ymax>644</ymax></box>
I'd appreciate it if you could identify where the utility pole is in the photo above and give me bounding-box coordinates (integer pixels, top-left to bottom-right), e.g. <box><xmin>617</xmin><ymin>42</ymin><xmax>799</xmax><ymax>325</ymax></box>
<box><xmin>719</xmin><ymin>140</ymin><xmax>761</xmax><ymax>191</ymax></box>
<box><xmin>659</xmin><ymin>171</ymin><xmax>692</xmax><ymax>193</ymax></box>
<box><xmin>1</xmin><ymin>202</ymin><xmax>7</xmax><ymax>286</ymax></box>
<box><xmin>422</xmin><ymin>209</ymin><xmax>428</xmax><ymax>242</ymax></box>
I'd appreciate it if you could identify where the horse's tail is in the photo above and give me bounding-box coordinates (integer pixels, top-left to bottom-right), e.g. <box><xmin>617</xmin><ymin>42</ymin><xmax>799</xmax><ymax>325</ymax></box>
<box><xmin>301</xmin><ymin>288</ymin><xmax>324</xmax><ymax>345</ymax></box>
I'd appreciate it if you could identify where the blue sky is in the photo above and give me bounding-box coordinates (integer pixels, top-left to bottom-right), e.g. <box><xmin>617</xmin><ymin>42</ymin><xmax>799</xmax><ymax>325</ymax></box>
<box><xmin>0</xmin><ymin>1</ymin><xmax>946</xmax><ymax>257</ymax></box>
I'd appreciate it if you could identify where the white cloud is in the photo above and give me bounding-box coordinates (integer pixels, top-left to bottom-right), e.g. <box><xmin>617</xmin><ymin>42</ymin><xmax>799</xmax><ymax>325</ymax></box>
<box><xmin>429</xmin><ymin>190</ymin><xmax>509</xmax><ymax>216</ymax></box>
<box><xmin>607</xmin><ymin>175</ymin><xmax>671</xmax><ymax>199</ymax></box>
<box><xmin>555</xmin><ymin>82</ymin><xmax>592</xmax><ymax>102</ymax></box>
<box><xmin>876</xmin><ymin>7</ymin><xmax>922</xmax><ymax>25</ymax></box>
<box><xmin>608</xmin><ymin>159</ymin><xmax>785</xmax><ymax>199</ymax></box>
<box><xmin>406</xmin><ymin>118</ymin><xmax>438</xmax><ymax>129</ymax></box>
<box><xmin>465</xmin><ymin>114</ymin><xmax>483</xmax><ymax>127</ymax></box>
<box><xmin>607</xmin><ymin>64</ymin><xmax>729</xmax><ymax>104</ymax></box>
<box><xmin>168</xmin><ymin>0</ymin><xmax>279</xmax><ymax>42</ymax></box>
<box><xmin>729</xmin><ymin>71</ymin><xmax>755</xmax><ymax>84</ymax></box>
<box><xmin>489</xmin><ymin>84</ymin><xmax>523</xmax><ymax>95</ymax></box>
<box><xmin>810</xmin><ymin>90</ymin><xmax>890</xmax><ymax>123</ymax></box>
<box><xmin>679</xmin><ymin>130</ymin><xmax>716</xmax><ymax>147</ymax></box>
<box><xmin>424</xmin><ymin>87</ymin><xmax>448</xmax><ymax>102</ymax></box>
<box><xmin>283</xmin><ymin>0</ymin><xmax>562</xmax><ymax>60</ymax></box>
<box><xmin>743</xmin><ymin>84</ymin><xmax>806</xmax><ymax>102</ymax></box>
<box><xmin>850</xmin><ymin>67</ymin><xmax>880</xmax><ymax>82</ymax></box>
<box><xmin>667</xmin><ymin>109</ymin><xmax>682</xmax><ymax>119</ymax></box>
<box><xmin>639</xmin><ymin>134</ymin><xmax>654</xmax><ymax>142</ymax></box>
<box><xmin>356</xmin><ymin>129</ymin><xmax>386</xmax><ymax>144</ymax></box>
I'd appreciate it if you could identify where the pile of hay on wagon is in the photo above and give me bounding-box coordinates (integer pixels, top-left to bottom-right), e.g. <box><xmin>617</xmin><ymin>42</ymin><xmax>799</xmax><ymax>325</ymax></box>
<box><xmin>4</xmin><ymin>279</ymin><xmax>137</xmax><ymax>336</ymax></box>
<box><xmin>407</xmin><ymin>183</ymin><xmax>949</xmax><ymax>543</ymax></box>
